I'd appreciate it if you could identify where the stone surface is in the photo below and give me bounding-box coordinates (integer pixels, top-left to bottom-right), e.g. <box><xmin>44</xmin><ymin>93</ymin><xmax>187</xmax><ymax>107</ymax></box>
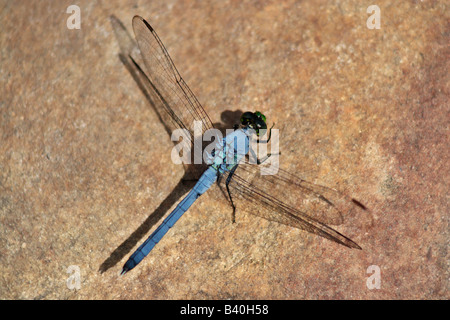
<box><xmin>0</xmin><ymin>0</ymin><xmax>448</xmax><ymax>299</ymax></box>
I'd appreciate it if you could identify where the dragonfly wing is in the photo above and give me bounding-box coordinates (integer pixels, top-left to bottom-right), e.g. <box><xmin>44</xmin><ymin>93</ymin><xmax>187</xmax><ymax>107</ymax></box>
<box><xmin>113</xmin><ymin>15</ymin><xmax>215</xmax><ymax>178</ymax></box>
<box><xmin>219</xmin><ymin>163</ymin><xmax>364</xmax><ymax>249</ymax></box>
<box><xmin>111</xmin><ymin>15</ymin><xmax>179</xmax><ymax>139</ymax></box>
<box><xmin>132</xmin><ymin>16</ymin><xmax>214</xmax><ymax>139</ymax></box>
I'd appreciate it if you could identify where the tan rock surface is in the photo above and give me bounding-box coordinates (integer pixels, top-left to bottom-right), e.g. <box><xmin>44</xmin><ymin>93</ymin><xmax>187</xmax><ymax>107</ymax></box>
<box><xmin>0</xmin><ymin>0</ymin><xmax>447</xmax><ymax>299</ymax></box>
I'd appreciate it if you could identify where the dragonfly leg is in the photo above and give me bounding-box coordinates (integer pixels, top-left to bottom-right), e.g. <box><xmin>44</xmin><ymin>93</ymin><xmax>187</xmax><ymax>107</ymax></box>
<box><xmin>256</xmin><ymin>123</ymin><xmax>275</xmax><ymax>143</ymax></box>
<box><xmin>245</xmin><ymin>152</ymin><xmax>280</xmax><ymax>165</ymax></box>
<box><xmin>225</xmin><ymin>164</ymin><xmax>239</xmax><ymax>223</ymax></box>
<box><xmin>256</xmin><ymin>150</ymin><xmax>282</xmax><ymax>164</ymax></box>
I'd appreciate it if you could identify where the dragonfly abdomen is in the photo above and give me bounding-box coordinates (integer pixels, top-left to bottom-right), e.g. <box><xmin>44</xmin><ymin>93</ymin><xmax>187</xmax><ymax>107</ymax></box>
<box><xmin>121</xmin><ymin>167</ymin><xmax>218</xmax><ymax>274</ymax></box>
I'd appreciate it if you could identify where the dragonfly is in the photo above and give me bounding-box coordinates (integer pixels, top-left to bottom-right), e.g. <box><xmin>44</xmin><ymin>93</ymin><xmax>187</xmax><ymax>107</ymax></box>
<box><xmin>117</xmin><ymin>15</ymin><xmax>366</xmax><ymax>275</ymax></box>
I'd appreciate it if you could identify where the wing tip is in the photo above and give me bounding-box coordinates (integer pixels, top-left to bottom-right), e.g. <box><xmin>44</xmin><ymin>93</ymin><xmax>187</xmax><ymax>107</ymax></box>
<box><xmin>352</xmin><ymin>242</ymin><xmax>363</xmax><ymax>250</ymax></box>
<box><xmin>339</xmin><ymin>236</ymin><xmax>362</xmax><ymax>250</ymax></box>
<box><xmin>132</xmin><ymin>15</ymin><xmax>154</xmax><ymax>32</ymax></box>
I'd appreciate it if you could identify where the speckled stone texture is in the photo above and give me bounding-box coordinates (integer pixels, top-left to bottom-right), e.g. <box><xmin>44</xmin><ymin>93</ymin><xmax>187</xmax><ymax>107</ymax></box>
<box><xmin>0</xmin><ymin>0</ymin><xmax>448</xmax><ymax>299</ymax></box>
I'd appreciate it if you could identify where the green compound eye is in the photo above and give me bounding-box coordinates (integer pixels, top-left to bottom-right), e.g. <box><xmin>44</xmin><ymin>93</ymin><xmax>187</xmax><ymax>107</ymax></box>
<box><xmin>254</xmin><ymin>111</ymin><xmax>266</xmax><ymax>122</ymax></box>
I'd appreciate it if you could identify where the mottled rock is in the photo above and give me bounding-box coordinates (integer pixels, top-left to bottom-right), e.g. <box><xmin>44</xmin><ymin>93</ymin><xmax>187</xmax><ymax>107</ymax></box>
<box><xmin>0</xmin><ymin>0</ymin><xmax>447</xmax><ymax>299</ymax></box>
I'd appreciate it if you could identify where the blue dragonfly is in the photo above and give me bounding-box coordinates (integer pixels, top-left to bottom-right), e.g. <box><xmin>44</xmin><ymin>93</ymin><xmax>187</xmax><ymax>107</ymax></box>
<box><xmin>118</xmin><ymin>16</ymin><xmax>366</xmax><ymax>275</ymax></box>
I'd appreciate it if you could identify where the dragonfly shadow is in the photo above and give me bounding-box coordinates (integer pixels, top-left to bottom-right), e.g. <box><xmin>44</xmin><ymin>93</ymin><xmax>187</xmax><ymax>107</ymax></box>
<box><xmin>98</xmin><ymin>179</ymin><xmax>195</xmax><ymax>274</ymax></box>
<box><xmin>99</xmin><ymin>16</ymin><xmax>243</xmax><ymax>273</ymax></box>
<box><xmin>98</xmin><ymin>113</ymin><xmax>239</xmax><ymax>274</ymax></box>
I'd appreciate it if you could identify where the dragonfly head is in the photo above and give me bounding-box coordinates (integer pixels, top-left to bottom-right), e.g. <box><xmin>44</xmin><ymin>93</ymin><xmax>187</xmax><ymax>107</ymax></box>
<box><xmin>240</xmin><ymin>111</ymin><xmax>267</xmax><ymax>136</ymax></box>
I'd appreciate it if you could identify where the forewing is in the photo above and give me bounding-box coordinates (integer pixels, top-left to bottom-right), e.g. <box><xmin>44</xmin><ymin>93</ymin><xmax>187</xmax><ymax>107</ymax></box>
<box><xmin>112</xmin><ymin>15</ymin><xmax>214</xmax><ymax>178</ymax></box>
<box><xmin>132</xmin><ymin>16</ymin><xmax>214</xmax><ymax>138</ymax></box>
